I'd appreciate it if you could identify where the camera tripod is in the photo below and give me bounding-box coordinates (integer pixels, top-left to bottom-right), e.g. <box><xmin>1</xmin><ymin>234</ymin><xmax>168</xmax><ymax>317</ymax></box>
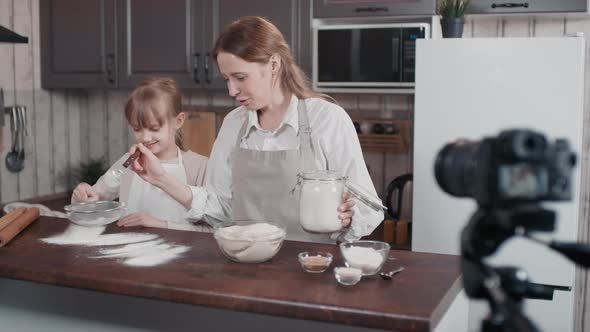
<box><xmin>461</xmin><ymin>204</ymin><xmax>590</xmax><ymax>332</ymax></box>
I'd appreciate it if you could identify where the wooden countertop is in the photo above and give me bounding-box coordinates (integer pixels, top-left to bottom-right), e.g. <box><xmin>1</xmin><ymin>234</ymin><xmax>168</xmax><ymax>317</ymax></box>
<box><xmin>0</xmin><ymin>217</ymin><xmax>462</xmax><ymax>332</ymax></box>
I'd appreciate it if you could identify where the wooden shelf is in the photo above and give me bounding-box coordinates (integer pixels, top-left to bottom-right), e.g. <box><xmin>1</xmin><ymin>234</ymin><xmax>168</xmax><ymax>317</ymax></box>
<box><xmin>356</xmin><ymin>119</ymin><xmax>410</xmax><ymax>153</ymax></box>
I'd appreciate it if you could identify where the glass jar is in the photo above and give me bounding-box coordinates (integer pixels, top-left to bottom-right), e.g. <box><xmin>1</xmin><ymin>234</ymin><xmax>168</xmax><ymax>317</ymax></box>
<box><xmin>297</xmin><ymin>170</ymin><xmax>387</xmax><ymax>233</ymax></box>
<box><xmin>299</xmin><ymin>171</ymin><xmax>345</xmax><ymax>233</ymax></box>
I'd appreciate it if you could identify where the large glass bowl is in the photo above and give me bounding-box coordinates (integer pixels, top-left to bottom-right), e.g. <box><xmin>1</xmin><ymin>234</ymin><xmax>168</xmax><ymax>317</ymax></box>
<box><xmin>213</xmin><ymin>222</ymin><xmax>286</xmax><ymax>263</ymax></box>
<box><xmin>64</xmin><ymin>201</ymin><xmax>128</xmax><ymax>227</ymax></box>
<box><xmin>339</xmin><ymin>240</ymin><xmax>390</xmax><ymax>276</ymax></box>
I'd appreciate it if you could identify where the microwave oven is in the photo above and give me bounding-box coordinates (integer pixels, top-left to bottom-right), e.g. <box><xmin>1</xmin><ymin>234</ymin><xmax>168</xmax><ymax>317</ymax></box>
<box><xmin>312</xmin><ymin>22</ymin><xmax>430</xmax><ymax>93</ymax></box>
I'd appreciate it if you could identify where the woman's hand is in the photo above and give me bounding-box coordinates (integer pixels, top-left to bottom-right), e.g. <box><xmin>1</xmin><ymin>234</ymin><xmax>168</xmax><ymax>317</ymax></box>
<box><xmin>128</xmin><ymin>143</ymin><xmax>166</xmax><ymax>185</ymax></box>
<box><xmin>71</xmin><ymin>183</ymin><xmax>99</xmax><ymax>203</ymax></box>
<box><xmin>117</xmin><ymin>212</ymin><xmax>167</xmax><ymax>229</ymax></box>
<box><xmin>338</xmin><ymin>191</ymin><xmax>355</xmax><ymax>228</ymax></box>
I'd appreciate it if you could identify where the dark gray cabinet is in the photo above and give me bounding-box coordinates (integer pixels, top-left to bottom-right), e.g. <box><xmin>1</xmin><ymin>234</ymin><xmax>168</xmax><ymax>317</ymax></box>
<box><xmin>466</xmin><ymin>0</ymin><xmax>588</xmax><ymax>14</ymax></box>
<box><xmin>313</xmin><ymin>0</ymin><xmax>435</xmax><ymax>18</ymax></box>
<box><xmin>40</xmin><ymin>0</ymin><xmax>312</xmax><ymax>90</ymax></box>
<box><xmin>41</xmin><ymin>0</ymin><xmax>117</xmax><ymax>88</ymax></box>
<box><xmin>207</xmin><ymin>0</ymin><xmax>312</xmax><ymax>90</ymax></box>
<box><xmin>116</xmin><ymin>0</ymin><xmax>196</xmax><ymax>88</ymax></box>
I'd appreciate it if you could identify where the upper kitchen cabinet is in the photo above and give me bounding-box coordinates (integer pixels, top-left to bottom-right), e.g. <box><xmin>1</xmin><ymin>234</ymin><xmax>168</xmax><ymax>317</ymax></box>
<box><xmin>116</xmin><ymin>0</ymin><xmax>197</xmax><ymax>88</ymax></box>
<box><xmin>313</xmin><ymin>0</ymin><xmax>436</xmax><ymax>18</ymax></box>
<box><xmin>465</xmin><ymin>0</ymin><xmax>588</xmax><ymax>14</ymax></box>
<box><xmin>40</xmin><ymin>0</ymin><xmax>117</xmax><ymax>89</ymax></box>
<box><xmin>41</xmin><ymin>0</ymin><xmax>197</xmax><ymax>89</ymax></box>
<box><xmin>40</xmin><ymin>0</ymin><xmax>312</xmax><ymax>89</ymax></box>
<box><xmin>200</xmin><ymin>0</ymin><xmax>312</xmax><ymax>90</ymax></box>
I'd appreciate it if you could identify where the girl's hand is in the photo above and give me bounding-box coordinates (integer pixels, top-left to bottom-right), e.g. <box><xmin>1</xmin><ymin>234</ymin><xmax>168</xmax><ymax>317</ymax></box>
<box><xmin>128</xmin><ymin>143</ymin><xmax>166</xmax><ymax>185</ymax></box>
<box><xmin>71</xmin><ymin>183</ymin><xmax>99</xmax><ymax>203</ymax></box>
<box><xmin>338</xmin><ymin>191</ymin><xmax>355</xmax><ymax>228</ymax></box>
<box><xmin>117</xmin><ymin>212</ymin><xmax>167</xmax><ymax>229</ymax></box>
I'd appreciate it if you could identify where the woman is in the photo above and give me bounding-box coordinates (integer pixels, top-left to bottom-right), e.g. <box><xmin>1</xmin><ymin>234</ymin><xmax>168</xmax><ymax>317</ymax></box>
<box><xmin>129</xmin><ymin>16</ymin><xmax>384</xmax><ymax>243</ymax></box>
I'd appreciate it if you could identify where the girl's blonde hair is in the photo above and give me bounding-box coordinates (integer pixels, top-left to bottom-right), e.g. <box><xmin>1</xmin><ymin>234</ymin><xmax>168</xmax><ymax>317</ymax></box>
<box><xmin>125</xmin><ymin>77</ymin><xmax>185</xmax><ymax>150</ymax></box>
<box><xmin>212</xmin><ymin>16</ymin><xmax>331</xmax><ymax>101</ymax></box>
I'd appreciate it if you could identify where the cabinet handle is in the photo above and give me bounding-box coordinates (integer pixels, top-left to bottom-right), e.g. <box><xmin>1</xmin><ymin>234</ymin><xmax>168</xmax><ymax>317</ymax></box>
<box><xmin>355</xmin><ymin>6</ymin><xmax>388</xmax><ymax>13</ymax></box>
<box><xmin>205</xmin><ymin>52</ymin><xmax>211</xmax><ymax>84</ymax></box>
<box><xmin>193</xmin><ymin>52</ymin><xmax>200</xmax><ymax>84</ymax></box>
<box><xmin>491</xmin><ymin>2</ymin><xmax>529</xmax><ymax>9</ymax></box>
<box><xmin>106</xmin><ymin>53</ymin><xmax>115</xmax><ymax>83</ymax></box>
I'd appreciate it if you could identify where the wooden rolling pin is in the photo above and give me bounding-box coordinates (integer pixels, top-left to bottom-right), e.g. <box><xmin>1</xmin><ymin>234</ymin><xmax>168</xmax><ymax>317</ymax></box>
<box><xmin>0</xmin><ymin>207</ymin><xmax>27</xmax><ymax>232</ymax></box>
<box><xmin>0</xmin><ymin>207</ymin><xmax>40</xmax><ymax>247</ymax></box>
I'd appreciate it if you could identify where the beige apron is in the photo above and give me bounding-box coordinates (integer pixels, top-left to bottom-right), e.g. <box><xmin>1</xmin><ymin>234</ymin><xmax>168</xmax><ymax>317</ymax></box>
<box><xmin>127</xmin><ymin>148</ymin><xmax>189</xmax><ymax>223</ymax></box>
<box><xmin>232</xmin><ymin>99</ymin><xmax>332</xmax><ymax>243</ymax></box>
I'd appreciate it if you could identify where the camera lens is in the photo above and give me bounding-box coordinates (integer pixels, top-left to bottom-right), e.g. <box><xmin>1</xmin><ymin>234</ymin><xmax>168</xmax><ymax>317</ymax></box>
<box><xmin>434</xmin><ymin>140</ymin><xmax>483</xmax><ymax>198</ymax></box>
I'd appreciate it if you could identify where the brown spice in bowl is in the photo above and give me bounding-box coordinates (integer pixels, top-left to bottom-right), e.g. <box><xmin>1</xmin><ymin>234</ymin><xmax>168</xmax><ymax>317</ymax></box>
<box><xmin>302</xmin><ymin>255</ymin><xmax>330</xmax><ymax>272</ymax></box>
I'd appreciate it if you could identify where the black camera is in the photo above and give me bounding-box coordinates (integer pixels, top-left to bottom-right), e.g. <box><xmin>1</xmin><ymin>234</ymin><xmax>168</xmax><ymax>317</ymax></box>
<box><xmin>434</xmin><ymin>129</ymin><xmax>576</xmax><ymax>208</ymax></box>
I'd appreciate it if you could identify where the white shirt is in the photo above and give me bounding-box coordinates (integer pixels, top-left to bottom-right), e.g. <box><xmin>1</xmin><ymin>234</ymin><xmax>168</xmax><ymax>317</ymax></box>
<box><xmin>186</xmin><ymin>95</ymin><xmax>384</xmax><ymax>241</ymax></box>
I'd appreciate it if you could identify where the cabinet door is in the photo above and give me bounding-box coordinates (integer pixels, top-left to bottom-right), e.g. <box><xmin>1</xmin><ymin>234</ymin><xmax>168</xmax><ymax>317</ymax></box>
<box><xmin>117</xmin><ymin>0</ymin><xmax>197</xmax><ymax>88</ymax></box>
<box><xmin>182</xmin><ymin>111</ymin><xmax>217</xmax><ymax>157</ymax></box>
<box><xmin>200</xmin><ymin>0</ymin><xmax>311</xmax><ymax>91</ymax></box>
<box><xmin>313</xmin><ymin>0</ymin><xmax>435</xmax><ymax>18</ymax></box>
<box><xmin>466</xmin><ymin>0</ymin><xmax>587</xmax><ymax>14</ymax></box>
<box><xmin>40</xmin><ymin>0</ymin><xmax>116</xmax><ymax>88</ymax></box>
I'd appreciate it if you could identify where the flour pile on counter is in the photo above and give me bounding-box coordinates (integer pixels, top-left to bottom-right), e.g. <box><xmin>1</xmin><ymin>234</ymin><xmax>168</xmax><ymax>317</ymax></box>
<box><xmin>41</xmin><ymin>224</ymin><xmax>189</xmax><ymax>267</ymax></box>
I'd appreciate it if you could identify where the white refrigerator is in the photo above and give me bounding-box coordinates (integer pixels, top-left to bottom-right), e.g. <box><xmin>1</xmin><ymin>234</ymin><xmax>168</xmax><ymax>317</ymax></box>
<box><xmin>412</xmin><ymin>37</ymin><xmax>585</xmax><ymax>331</ymax></box>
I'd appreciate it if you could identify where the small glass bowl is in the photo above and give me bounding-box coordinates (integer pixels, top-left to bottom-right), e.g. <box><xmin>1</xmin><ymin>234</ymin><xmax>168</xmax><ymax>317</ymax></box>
<box><xmin>339</xmin><ymin>240</ymin><xmax>390</xmax><ymax>276</ymax></box>
<box><xmin>334</xmin><ymin>266</ymin><xmax>362</xmax><ymax>286</ymax></box>
<box><xmin>298</xmin><ymin>251</ymin><xmax>333</xmax><ymax>273</ymax></box>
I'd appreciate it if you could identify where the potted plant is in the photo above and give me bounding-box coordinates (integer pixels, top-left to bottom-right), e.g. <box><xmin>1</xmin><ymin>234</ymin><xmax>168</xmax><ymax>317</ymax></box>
<box><xmin>438</xmin><ymin>0</ymin><xmax>470</xmax><ymax>38</ymax></box>
<box><xmin>71</xmin><ymin>158</ymin><xmax>108</xmax><ymax>186</ymax></box>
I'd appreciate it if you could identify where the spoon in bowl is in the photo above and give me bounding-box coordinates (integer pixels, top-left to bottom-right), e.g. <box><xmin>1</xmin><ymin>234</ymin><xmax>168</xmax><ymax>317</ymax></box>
<box><xmin>379</xmin><ymin>266</ymin><xmax>405</xmax><ymax>280</ymax></box>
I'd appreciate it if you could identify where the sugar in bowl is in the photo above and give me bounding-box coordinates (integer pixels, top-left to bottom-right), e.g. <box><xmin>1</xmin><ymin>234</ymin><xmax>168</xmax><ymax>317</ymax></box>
<box><xmin>296</xmin><ymin>171</ymin><xmax>387</xmax><ymax>233</ymax></box>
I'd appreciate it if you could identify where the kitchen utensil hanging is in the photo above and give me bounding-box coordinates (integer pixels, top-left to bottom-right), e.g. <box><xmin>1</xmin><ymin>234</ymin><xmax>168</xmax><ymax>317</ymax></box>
<box><xmin>5</xmin><ymin>106</ymin><xmax>26</xmax><ymax>173</ymax></box>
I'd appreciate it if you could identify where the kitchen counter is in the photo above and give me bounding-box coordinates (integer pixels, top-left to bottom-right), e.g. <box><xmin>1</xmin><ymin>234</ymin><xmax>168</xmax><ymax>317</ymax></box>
<box><xmin>0</xmin><ymin>217</ymin><xmax>465</xmax><ymax>332</ymax></box>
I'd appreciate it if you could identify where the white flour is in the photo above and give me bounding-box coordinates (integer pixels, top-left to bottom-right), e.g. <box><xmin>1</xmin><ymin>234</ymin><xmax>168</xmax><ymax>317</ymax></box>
<box><xmin>299</xmin><ymin>179</ymin><xmax>344</xmax><ymax>233</ymax></box>
<box><xmin>341</xmin><ymin>246</ymin><xmax>385</xmax><ymax>275</ymax></box>
<box><xmin>41</xmin><ymin>224</ymin><xmax>188</xmax><ymax>267</ymax></box>
<box><xmin>215</xmin><ymin>223</ymin><xmax>285</xmax><ymax>263</ymax></box>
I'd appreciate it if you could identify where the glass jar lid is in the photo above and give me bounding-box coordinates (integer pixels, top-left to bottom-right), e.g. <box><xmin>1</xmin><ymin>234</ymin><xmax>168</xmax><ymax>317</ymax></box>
<box><xmin>300</xmin><ymin>170</ymin><xmax>344</xmax><ymax>181</ymax></box>
<box><xmin>344</xmin><ymin>182</ymin><xmax>387</xmax><ymax>212</ymax></box>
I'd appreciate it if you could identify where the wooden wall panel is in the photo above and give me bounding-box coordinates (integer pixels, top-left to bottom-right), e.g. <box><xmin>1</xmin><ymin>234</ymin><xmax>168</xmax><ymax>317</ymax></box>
<box><xmin>534</xmin><ymin>18</ymin><xmax>565</xmax><ymax>36</ymax></box>
<box><xmin>33</xmin><ymin>88</ymin><xmax>52</xmax><ymax>197</ymax></box>
<box><xmin>470</xmin><ymin>17</ymin><xmax>501</xmax><ymax>37</ymax></box>
<box><xmin>502</xmin><ymin>17</ymin><xmax>533</xmax><ymax>37</ymax></box>
<box><xmin>66</xmin><ymin>90</ymin><xmax>82</xmax><ymax>190</ymax></box>
<box><xmin>106</xmin><ymin>91</ymin><xmax>128</xmax><ymax>165</ymax></box>
<box><xmin>14</xmin><ymin>0</ymin><xmax>36</xmax><ymax>200</ymax></box>
<box><xmin>51</xmin><ymin>91</ymin><xmax>67</xmax><ymax>193</ymax></box>
<box><xmin>87</xmin><ymin>91</ymin><xmax>108</xmax><ymax>163</ymax></box>
<box><xmin>0</xmin><ymin>0</ymin><xmax>19</xmax><ymax>203</ymax></box>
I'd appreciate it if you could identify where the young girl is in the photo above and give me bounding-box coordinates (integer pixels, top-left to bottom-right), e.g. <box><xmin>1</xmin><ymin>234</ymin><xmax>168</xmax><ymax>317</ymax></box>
<box><xmin>71</xmin><ymin>77</ymin><xmax>210</xmax><ymax>232</ymax></box>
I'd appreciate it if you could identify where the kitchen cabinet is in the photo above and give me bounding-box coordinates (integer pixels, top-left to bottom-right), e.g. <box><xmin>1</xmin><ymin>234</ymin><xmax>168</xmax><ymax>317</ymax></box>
<box><xmin>465</xmin><ymin>0</ymin><xmax>588</xmax><ymax>14</ymax></box>
<box><xmin>40</xmin><ymin>0</ymin><xmax>312</xmax><ymax>89</ymax></box>
<box><xmin>313</xmin><ymin>0</ymin><xmax>436</xmax><ymax>18</ymax></box>
<box><xmin>116</xmin><ymin>0</ymin><xmax>196</xmax><ymax>88</ymax></box>
<box><xmin>182</xmin><ymin>109</ymin><xmax>217</xmax><ymax>157</ymax></box>
<box><xmin>40</xmin><ymin>0</ymin><xmax>117</xmax><ymax>89</ymax></box>
<box><xmin>207</xmin><ymin>0</ymin><xmax>313</xmax><ymax>89</ymax></box>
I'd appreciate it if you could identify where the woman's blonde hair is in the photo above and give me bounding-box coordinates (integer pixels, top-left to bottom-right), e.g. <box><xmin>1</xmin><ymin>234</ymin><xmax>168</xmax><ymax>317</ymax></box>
<box><xmin>212</xmin><ymin>16</ymin><xmax>330</xmax><ymax>101</ymax></box>
<box><xmin>125</xmin><ymin>77</ymin><xmax>185</xmax><ymax>150</ymax></box>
